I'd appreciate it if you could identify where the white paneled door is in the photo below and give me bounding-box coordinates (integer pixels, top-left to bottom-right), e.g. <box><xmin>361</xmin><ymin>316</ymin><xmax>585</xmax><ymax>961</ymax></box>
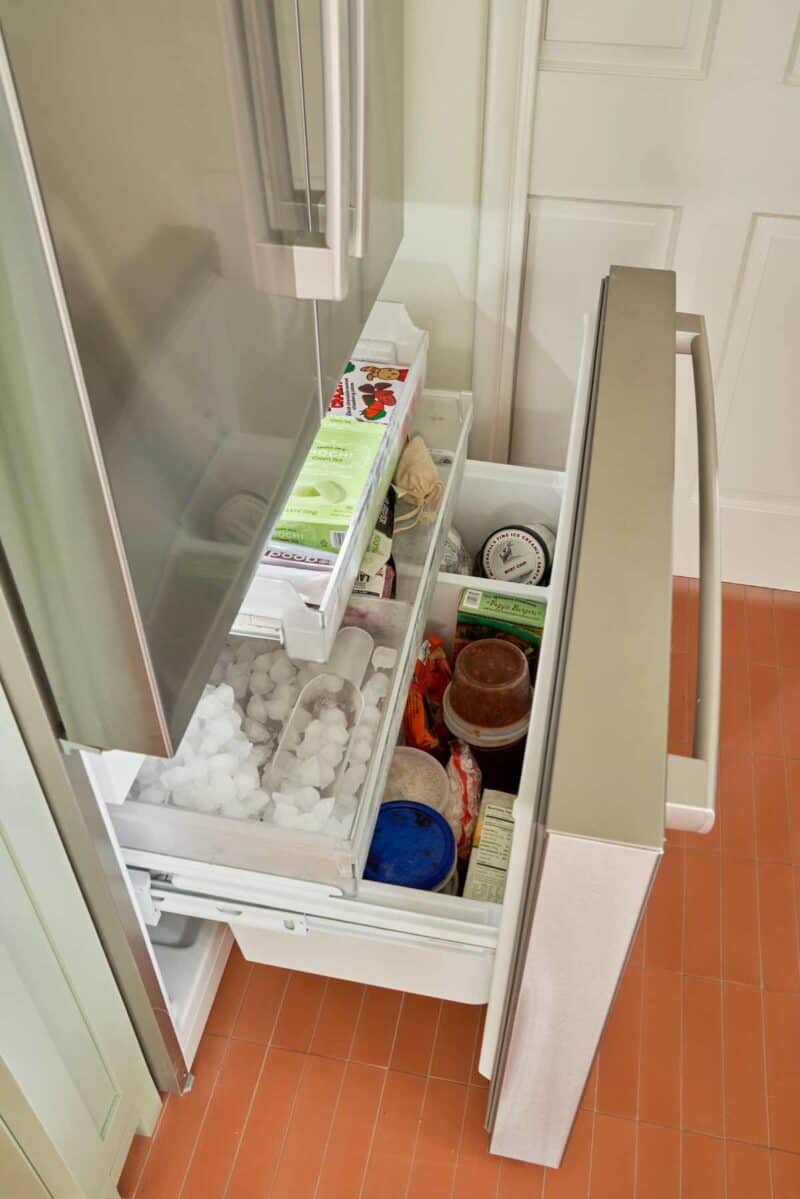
<box><xmin>512</xmin><ymin>0</ymin><xmax>800</xmax><ymax>588</ymax></box>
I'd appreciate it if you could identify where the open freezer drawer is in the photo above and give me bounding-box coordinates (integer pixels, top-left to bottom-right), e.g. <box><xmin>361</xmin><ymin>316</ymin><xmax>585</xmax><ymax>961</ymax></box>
<box><xmin>86</xmin><ymin>388</ymin><xmax>472</xmax><ymax>892</ymax></box>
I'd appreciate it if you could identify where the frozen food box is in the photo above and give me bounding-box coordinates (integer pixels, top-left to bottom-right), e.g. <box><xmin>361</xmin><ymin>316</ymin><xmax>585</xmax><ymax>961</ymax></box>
<box><xmin>328</xmin><ymin>359</ymin><xmax>419</xmax><ymax>432</ymax></box>
<box><xmin>272</xmin><ymin>415</ymin><xmax>386</xmax><ymax>554</ymax></box>
<box><xmin>463</xmin><ymin>789</ymin><xmax>515</xmax><ymax>904</ymax></box>
<box><xmin>454</xmin><ymin>588</ymin><xmax>546</xmax><ymax>683</ymax></box>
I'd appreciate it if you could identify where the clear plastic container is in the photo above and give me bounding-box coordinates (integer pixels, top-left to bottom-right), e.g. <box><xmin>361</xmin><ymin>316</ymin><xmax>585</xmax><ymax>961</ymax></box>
<box><xmin>443</xmin><ymin>639</ymin><xmax>532</xmax><ymax>794</ymax></box>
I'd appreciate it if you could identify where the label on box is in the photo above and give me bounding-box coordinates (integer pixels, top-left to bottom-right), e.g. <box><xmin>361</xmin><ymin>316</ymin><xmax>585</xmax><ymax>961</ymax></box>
<box><xmin>463</xmin><ymin>790</ymin><xmax>515</xmax><ymax>904</ymax></box>
<box><xmin>329</xmin><ymin>361</ymin><xmax>410</xmax><ymax>425</ymax></box>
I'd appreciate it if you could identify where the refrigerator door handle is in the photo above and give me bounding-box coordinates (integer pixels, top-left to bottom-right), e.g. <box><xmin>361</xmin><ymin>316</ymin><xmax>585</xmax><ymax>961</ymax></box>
<box><xmin>349</xmin><ymin>0</ymin><xmax>368</xmax><ymax>258</ymax></box>
<box><xmin>226</xmin><ymin>0</ymin><xmax>351</xmax><ymax>300</ymax></box>
<box><xmin>666</xmin><ymin>314</ymin><xmax>721</xmax><ymax>834</ymax></box>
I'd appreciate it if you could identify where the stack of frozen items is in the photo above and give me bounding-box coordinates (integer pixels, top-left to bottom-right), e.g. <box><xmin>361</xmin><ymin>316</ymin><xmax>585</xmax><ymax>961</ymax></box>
<box><xmin>261</xmin><ymin>357</ymin><xmax>422</xmax><ymax>605</ymax></box>
<box><xmin>129</xmin><ymin>629</ymin><xmax>397</xmax><ymax>837</ymax></box>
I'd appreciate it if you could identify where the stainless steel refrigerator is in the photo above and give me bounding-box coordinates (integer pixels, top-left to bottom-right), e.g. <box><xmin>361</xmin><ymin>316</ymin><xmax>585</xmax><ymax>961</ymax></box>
<box><xmin>0</xmin><ymin>2</ymin><xmax>722</xmax><ymax>1169</ymax></box>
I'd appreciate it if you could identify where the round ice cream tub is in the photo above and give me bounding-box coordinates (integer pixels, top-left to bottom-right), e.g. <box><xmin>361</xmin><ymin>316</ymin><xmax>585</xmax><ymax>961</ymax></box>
<box><xmin>479</xmin><ymin>523</ymin><xmax>555</xmax><ymax>585</ymax></box>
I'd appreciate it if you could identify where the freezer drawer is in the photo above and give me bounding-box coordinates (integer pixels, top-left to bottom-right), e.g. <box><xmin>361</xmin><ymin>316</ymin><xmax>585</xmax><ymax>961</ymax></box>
<box><xmin>89</xmin><ymin>387</ymin><xmax>472</xmax><ymax>891</ymax></box>
<box><xmin>146</xmin><ymin>877</ymin><xmax>498</xmax><ymax>1005</ymax></box>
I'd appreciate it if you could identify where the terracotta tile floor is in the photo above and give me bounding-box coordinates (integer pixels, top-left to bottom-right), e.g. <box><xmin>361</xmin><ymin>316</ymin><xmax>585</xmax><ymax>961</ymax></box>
<box><xmin>120</xmin><ymin>581</ymin><xmax>800</xmax><ymax>1198</ymax></box>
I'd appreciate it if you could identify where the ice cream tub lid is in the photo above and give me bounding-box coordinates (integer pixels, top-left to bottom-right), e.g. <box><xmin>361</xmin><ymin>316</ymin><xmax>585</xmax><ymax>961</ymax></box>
<box><xmin>364</xmin><ymin>801</ymin><xmax>456</xmax><ymax>891</ymax></box>
<box><xmin>480</xmin><ymin>524</ymin><xmax>555</xmax><ymax>585</ymax></box>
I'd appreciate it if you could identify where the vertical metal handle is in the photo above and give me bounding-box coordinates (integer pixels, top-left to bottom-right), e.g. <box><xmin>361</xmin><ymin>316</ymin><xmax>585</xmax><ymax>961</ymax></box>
<box><xmin>349</xmin><ymin>0</ymin><xmax>368</xmax><ymax>258</ymax></box>
<box><xmin>223</xmin><ymin>0</ymin><xmax>351</xmax><ymax>301</ymax></box>
<box><xmin>666</xmin><ymin>314</ymin><xmax>721</xmax><ymax>833</ymax></box>
<box><xmin>318</xmin><ymin>0</ymin><xmax>350</xmax><ymax>296</ymax></box>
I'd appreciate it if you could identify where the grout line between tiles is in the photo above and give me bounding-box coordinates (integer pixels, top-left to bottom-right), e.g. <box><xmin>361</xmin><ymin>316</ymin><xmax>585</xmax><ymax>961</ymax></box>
<box><xmin>445</xmin><ymin>1077</ymin><xmax>473</xmax><ymax>1199</ymax></box>
<box><xmin>176</xmin><ymin>1035</ymin><xmax>231</xmax><ymax>1199</ymax></box>
<box><xmin>266</xmin><ymin>1049</ymin><xmax>313</xmax><ymax>1199</ymax></box>
<box><xmin>356</xmin><ymin>1065</ymin><xmax>390</xmax><ymax>1199</ymax></box>
<box><xmin>219</xmin><ymin>1041</ymin><xmax>268</xmax><ymax>1199</ymax></box>
<box><xmin>358</xmin><ymin>990</ymin><xmax>408</xmax><ymax>1199</ymax></box>
<box><xmin>310</xmin><ymin>1048</ymin><xmax>349</xmax><ymax>1199</ymax></box>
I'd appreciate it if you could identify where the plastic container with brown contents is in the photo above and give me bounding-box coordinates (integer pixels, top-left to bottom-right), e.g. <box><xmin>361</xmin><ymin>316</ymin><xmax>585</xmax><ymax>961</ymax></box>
<box><xmin>442</xmin><ymin>639</ymin><xmax>532</xmax><ymax>793</ymax></box>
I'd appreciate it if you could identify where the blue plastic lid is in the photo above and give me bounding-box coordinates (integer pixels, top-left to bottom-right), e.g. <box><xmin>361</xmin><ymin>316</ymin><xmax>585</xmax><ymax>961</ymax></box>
<box><xmin>365</xmin><ymin>801</ymin><xmax>456</xmax><ymax>891</ymax></box>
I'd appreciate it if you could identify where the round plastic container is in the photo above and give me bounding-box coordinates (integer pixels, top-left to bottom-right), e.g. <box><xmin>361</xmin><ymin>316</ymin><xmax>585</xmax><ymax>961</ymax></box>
<box><xmin>384</xmin><ymin>747</ymin><xmax>449</xmax><ymax>810</ymax></box>
<box><xmin>364</xmin><ymin>801</ymin><xmax>457</xmax><ymax>892</ymax></box>
<box><xmin>444</xmin><ymin>639</ymin><xmax>532</xmax><ymax>793</ymax></box>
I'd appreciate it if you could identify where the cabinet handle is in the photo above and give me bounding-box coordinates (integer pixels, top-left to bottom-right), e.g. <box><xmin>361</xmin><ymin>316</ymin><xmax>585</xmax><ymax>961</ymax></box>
<box><xmin>666</xmin><ymin>315</ymin><xmax>721</xmax><ymax>834</ymax></box>
<box><xmin>224</xmin><ymin>0</ymin><xmax>351</xmax><ymax>300</ymax></box>
<box><xmin>349</xmin><ymin>0</ymin><xmax>367</xmax><ymax>258</ymax></box>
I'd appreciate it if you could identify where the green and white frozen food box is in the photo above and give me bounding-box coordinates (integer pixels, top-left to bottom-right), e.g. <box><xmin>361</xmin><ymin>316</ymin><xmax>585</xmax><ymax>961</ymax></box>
<box><xmin>272</xmin><ymin>415</ymin><xmax>388</xmax><ymax>554</ymax></box>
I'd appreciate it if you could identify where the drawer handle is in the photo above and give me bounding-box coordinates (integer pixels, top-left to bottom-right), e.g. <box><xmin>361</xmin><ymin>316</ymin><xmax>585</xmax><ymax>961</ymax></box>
<box><xmin>216</xmin><ymin>905</ymin><xmax>244</xmax><ymax>917</ymax></box>
<box><xmin>667</xmin><ymin>315</ymin><xmax>721</xmax><ymax>835</ymax></box>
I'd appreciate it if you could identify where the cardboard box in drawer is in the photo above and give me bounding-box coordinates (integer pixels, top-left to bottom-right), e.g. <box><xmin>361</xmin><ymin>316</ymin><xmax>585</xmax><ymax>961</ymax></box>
<box><xmin>272</xmin><ymin>415</ymin><xmax>386</xmax><ymax>554</ymax></box>
<box><xmin>328</xmin><ymin>359</ymin><xmax>420</xmax><ymax>434</ymax></box>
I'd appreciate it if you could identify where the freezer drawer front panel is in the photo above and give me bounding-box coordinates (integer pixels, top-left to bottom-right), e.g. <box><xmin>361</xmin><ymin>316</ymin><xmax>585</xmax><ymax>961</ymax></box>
<box><xmin>232</xmin><ymin>918</ymin><xmax>494</xmax><ymax>1005</ymax></box>
<box><xmin>487</xmin><ymin>267</ymin><xmax>720</xmax><ymax>1166</ymax></box>
<box><xmin>0</xmin><ymin>9</ymin><xmax>321</xmax><ymax>756</ymax></box>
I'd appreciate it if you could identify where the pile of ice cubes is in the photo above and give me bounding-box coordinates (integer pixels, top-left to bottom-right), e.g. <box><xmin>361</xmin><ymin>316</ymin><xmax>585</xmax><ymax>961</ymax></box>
<box><xmin>129</xmin><ymin>636</ymin><xmax>396</xmax><ymax>837</ymax></box>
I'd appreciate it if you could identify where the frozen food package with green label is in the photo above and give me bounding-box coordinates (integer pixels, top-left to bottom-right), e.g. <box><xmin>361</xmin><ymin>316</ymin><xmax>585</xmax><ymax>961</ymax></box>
<box><xmin>272</xmin><ymin>415</ymin><xmax>387</xmax><ymax>554</ymax></box>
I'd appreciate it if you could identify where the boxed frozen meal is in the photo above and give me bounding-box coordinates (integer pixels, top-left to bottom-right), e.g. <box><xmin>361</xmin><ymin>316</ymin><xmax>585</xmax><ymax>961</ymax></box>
<box><xmin>271</xmin><ymin>415</ymin><xmax>386</xmax><ymax>554</ymax></box>
<box><xmin>463</xmin><ymin>789</ymin><xmax>515</xmax><ymax>904</ymax></box>
<box><xmin>454</xmin><ymin>588</ymin><xmax>546</xmax><ymax>683</ymax></box>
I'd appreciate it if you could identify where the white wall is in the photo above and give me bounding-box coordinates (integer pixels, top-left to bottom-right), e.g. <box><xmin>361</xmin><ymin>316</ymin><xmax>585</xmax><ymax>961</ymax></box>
<box><xmin>379</xmin><ymin>0</ymin><xmax>489</xmax><ymax>392</ymax></box>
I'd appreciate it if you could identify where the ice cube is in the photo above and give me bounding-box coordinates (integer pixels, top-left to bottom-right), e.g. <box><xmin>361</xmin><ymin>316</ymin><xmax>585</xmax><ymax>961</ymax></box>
<box><xmin>360</xmin><ymin>705</ymin><xmax>381</xmax><ymax>729</ymax></box>
<box><xmin>234</xmin><ymin>763</ymin><xmax>260</xmax><ymax>797</ymax></box>
<box><xmin>218</xmin><ymin>647</ymin><xmax>236</xmax><ymax>667</ymax></box>
<box><xmin>252</xmin><ymin>651</ymin><xmax>275</xmax><ymax>672</ymax></box>
<box><xmin>269</xmin><ymin>655</ymin><xmax>295</xmax><ymax>683</ymax></box>
<box><xmin>291</xmin><ymin>757</ymin><xmax>325</xmax><ymax>787</ymax></box>
<box><xmin>319</xmin><ymin>675</ymin><xmax>344</xmax><ymax>694</ymax></box>
<box><xmin>319</xmin><ymin>743</ymin><xmax>344</xmax><ymax>767</ymax></box>
<box><xmin>320</xmin><ymin>708</ymin><xmax>347</xmax><ymax>728</ymax></box>
<box><xmin>208</xmin><ymin>752</ymin><xmax>237</xmax><ymax>776</ymax></box>
<box><xmin>240</xmin><ymin>789</ymin><xmax>270</xmax><ymax>819</ymax></box>
<box><xmin>230</xmin><ymin>736</ymin><xmax>253</xmax><ymax>762</ymax></box>
<box><xmin>312</xmin><ymin>796</ymin><xmax>335</xmax><ymax>824</ymax></box>
<box><xmin>236</xmin><ymin>640</ymin><xmax>259</xmax><ymax>663</ymax></box>
<box><xmin>138</xmin><ymin>784</ymin><xmax>168</xmax><ymax>806</ymax></box>
<box><xmin>234</xmin><ymin>702</ymin><xmax>246</xmax><ymax>720</ymax></box>
<box><xmin>363</xmin><ymin>672</ymin><xmax>390</xmax><ymax>702</ymax></box>
<box><xmin>273</xmin><ymin>682</ymin><xmax>298</xmax><ymax>703</ymax></box>
<box><xmin>293</xmin><ymin>707</ymin><xmax>312</xmax><ymax>733</ymax></box>
<box><xmin>215</xmin><ymin>683</ymin><xmax>236</xmax><ymax>709</ymax></box>
<box><xmin>246</xmin><ymin>695</ymin><xmax>270</xmax><ymax>723</ymax></box>
<box><xmin>207</xmin><ymin>714</ymin><xmax>239</xmax><ymax>744</ymax></box>
<box><xmin>288</xmin><ymin>786</ymin><xmax>321</xmax><ymax>812</ymax></box>
<box><xmin>273</xmin><ymin>802</ymin><xmax>300</xmax><ymax>828</ymax></box>
<box><xmin>371</xmin><ymin>646</ymin><xmax>398</xmax><ymax>671</ymax></box>
<box><xmin>250</xmin><ymin>744</ymin><xmax>272</xmax><ymax>768</ymax></box>
<box><xmin>207</xmin><ymin>774</ymin><xmax>237</xmax><ymax>806</ymax></box>
<box><xmin>160</xmin><ymin>765</ymin><xmax>191</xmax><ymax>790</ymax></box>
<box><xmin>334</xmin><ymin>795</ymin><xmax>358</xmax><ymax>818</ymax></box>
<box><xmin>198</xmin><ymin>735</ymin><xmax>223</xmax><ymax>758</ymax></box>
<box><xmin>295</xmin><ymin>812</ymin><xmax>321</xmax><ymax>831</ymax></box>
<box><xmin>243</xmin><ymin>717</ymin><xmax>271</xmax><ymax>743</ymax></box>
<box><xmin>197</xmin><ymin>692</ymin><xmax>225</xmax><ymax>721</ymax></box>
<box><xmin>349</xmin><ymin>737</ymin><xmax>371</xmax><ymax>763</ymax></box>
<box><xmin>226</xmin><ymin>661</ymin><xmax>250</xmax><ymax>684</ymax></box>
<box><xmin>342</xmin><ymin>762</ymin><xmax>367</xmax><ymax>792</ymax></box>
<box><xmin>249</xmin><ymin>671</ymin><xmax>273</xmax><ymax>696</ymax></box>
<box><xmin>209</xmin><ymin>663</ymin><xmax>225</xmax><ymax>686</ymax></box>
<box><xmin>323</xmin><ymin>724</ymin><xmax>350</xmax><ymax>747</ymax></box>
<box><xmin>264</xmin><ymin>698</ymin><xmax>291</xmax><ymax>721</ymax></box>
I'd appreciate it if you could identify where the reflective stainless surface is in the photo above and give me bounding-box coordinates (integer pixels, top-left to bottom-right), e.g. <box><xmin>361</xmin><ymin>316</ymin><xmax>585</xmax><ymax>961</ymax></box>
<box><xmin>298</xmin><ymin>0</ymin><xmax>405</xmax><ymax>392</ymax></box>
<box><xmin>0</xmin><ymin>4</ymin><xmax>320</xmax><ymax>753</ymax></box>
<box><xmin>488</xmin><ymin>268</ymin><xmax>677</xmax><ymax>1164</ymax></box>
<box><xmin>0</xmin><ymin>565</ymin><xmax>188</xmax><ymax>1094</ymax></box>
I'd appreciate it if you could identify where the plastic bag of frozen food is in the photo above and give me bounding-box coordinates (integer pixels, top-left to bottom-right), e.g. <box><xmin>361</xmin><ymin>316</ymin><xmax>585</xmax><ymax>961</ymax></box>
<box><xmin>446</xmin><ymin>740</ymin><xmax>482</xmax><ymax>867</ymax></box>
<box><xmin>440</xmin><ymin>526</ymin><xmax>474</xmax><ymax>576</ymax></box>
<box><xmin>402</xmin><ymin>637</ymin><xmax>452</xmax><ymax>759</ymax></box>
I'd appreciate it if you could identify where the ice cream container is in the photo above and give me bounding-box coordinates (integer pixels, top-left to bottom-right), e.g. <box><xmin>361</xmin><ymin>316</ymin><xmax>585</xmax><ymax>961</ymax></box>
<box><xmin>364</xmin><ymin>800</ymin><xmax>457</xmax><ymax>892</ymax></box>
<box><xmin>479</xmin><ymin>523</ymin><xmax>555</xmax><ymax>586</ymax></box>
